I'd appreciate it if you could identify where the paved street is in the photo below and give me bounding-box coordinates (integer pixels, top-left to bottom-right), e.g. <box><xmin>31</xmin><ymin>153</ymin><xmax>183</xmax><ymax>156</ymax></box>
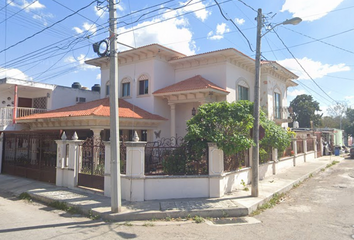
<box><xmin>1</xmin><ymin>158</ymin><xmax>354</xmax><ymax>240</ymax></box>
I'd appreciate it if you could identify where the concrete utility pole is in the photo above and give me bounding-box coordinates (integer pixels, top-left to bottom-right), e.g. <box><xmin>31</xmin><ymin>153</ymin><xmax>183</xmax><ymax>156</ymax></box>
<box><xmin>252</xmin><ymin>8</ymin><xmax>262</xmax><ymax>197</ymax></box>
<box><xmin>109</xmin><ymin>0</ymin><xmax>121</xmax><ymax>213</ymax></box>
<box><xmin>251</xmin><ymin>9</ymin><xmax>301</xmax><ymax>197</ymax></box>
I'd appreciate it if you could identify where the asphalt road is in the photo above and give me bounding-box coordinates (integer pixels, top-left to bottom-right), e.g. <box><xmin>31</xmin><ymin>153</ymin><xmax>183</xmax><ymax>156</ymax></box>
<box><xmin>1</xmin><ymin>158</ymin><xmax>354</xmax><ymax>240</ymax></box>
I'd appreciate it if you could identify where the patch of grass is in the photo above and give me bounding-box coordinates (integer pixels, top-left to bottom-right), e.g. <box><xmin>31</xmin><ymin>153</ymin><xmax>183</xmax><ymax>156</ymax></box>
<box><xmin>222</xmin><ymin>210</ymin><xmax>229</xmax><ymax>218</ymax></box>
<box><xmin>67</xmin><ymin>206</ymin><xmax>82</xmax><ymax>215</ymax></box>
<box><xmin>49</xmin><ymin>201</ymin><xmax>68</xmax><ymax>211</ymax></box>
<box><xmin>143</xmin><ymin>222</ymin><xmax>155</xmax><ymax>227</ymax></box>
<box><xmin>88</xmin><ymin>209</ymin><xmax>100</xmax><ymax>220</ymax></box>
<box><xmin>292</xmin><ymin>182</ymin><xmax>301</xmax><ymax>189</ymax></box>
<box><xmin>19</xmin><ymin>192</ymin><xmax>32</xmax><ymax>201</ymax></box>
<box><xmin>309</xmin><ymin>173</ymin><xmax>313</xmax><ymax>178</ymax></box>
<box><xmin>186</xmin><ymin>214</ymin><xmax>192</xmax><ymax>219</ymax></box>
<box><xmin>321</xmin><ymin>168</ymin><xmax>325</xmax><ymax>172</ymax></box>
<box><xmin>123</xmin><ymin>222</ymin><xmax>133</xmax><ymax>226</ymax></box>
<box><xmin>251</xmin><ymin>193</ymin><xmax>286</xmax><ymax>216</ymax></box>
<box><xmin>193</xmin><ymin>215</ymin><xmax>204</xmax><ymax>223</ymax></box>
<box><xmin>326</xmin><ymin>160</ymin><xmax>340</xmax><ymax>168</ymax></box>
<box><xmin>165</xmin><ymin>216</ymin><xmax>172</xmax><ymax>221</ymax></box>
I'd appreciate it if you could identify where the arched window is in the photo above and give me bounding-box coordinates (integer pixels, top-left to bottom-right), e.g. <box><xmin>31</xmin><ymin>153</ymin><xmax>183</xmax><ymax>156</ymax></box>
<box><xmin>121</xmin><ymin>77</ymin><xmax>131</xmax><ymax>97</ymax></box>
<box><xmin>274</xmin><ymin>88</ymin><xmax>282</xmax><ymax>119</ymax></box>
<box><xmin>138</xmin><ymin>74</ymin><xmax>149</xmax><ymax>95</ymax></box>
<box><xmin>237</xmin><ymin>79</ymin><xmax>249</xmax><ymax>101</ymax></box>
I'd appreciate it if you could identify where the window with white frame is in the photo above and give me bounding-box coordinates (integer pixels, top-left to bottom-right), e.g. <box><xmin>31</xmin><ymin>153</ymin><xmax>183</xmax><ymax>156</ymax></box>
<box><xmin>274</xmin><ymin>91</ymin><xmax>281</xmax><ymax>119</ymax></box>
<box><xmin>121</xmin><ymin>78</ymin><xmax>131</xmax><ymax>97</ymax></box>
<box><xmin>138</xmin><ymin>74</ymin><xmax>149</xmax><ymax>95</ymax></box>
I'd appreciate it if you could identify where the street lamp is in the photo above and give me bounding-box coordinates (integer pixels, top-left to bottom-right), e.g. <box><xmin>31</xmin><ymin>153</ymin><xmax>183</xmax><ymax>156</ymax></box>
<box><xmin>252</xmin><ymin>9</ymin><xmax>302</xmax><ymax>197</ymax></box>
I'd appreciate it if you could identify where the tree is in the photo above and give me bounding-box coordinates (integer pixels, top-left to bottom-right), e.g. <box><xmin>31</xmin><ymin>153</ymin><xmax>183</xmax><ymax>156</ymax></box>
<box><xmin>344</xmin><ymin>108</ymin><xmax>354</xmax><ymax>137</ymax></box>
<box><xmin>289</xmin><ymin>94</ymin><xmax>322</xmax><ymax>128</ymax></box>
<box><xmin>185</xmin><ymin>101</ymin><xmax>294</xmax><ymax>157</ymax></box>
<box><xmin>327</xmin><ymin>102</ymin><xmax>348</xmax><ymax>129</ymax></box>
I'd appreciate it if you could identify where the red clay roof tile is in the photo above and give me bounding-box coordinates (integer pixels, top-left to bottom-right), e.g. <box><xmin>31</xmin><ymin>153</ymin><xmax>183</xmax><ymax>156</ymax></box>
<box><xmin>153</xmin><ymin>75</ymin><xmax>229</xmax><ymax>94</ymax></box>
<box><xmin>17</xmin><ymin>98</ymin><xmax>166</xmax><ymax>121</ymax></box>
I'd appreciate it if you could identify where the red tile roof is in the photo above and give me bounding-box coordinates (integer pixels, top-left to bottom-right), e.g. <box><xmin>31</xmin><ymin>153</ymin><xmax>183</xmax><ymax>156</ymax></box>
<box><xmin>17</xmin><ymin>98</ymin><xmax>166</xmax><ymax>121</ymax></box>
<box><xmin>153</xmin><ymin>75</ymin><xmax>229</xmax><ymax>95</ymax></box>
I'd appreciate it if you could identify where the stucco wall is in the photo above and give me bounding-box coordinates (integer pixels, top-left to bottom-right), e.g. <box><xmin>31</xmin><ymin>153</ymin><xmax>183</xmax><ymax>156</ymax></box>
<box><xmin>51</xmin><ymin>86</ymin><xmax>99</xmax><ymax>110</ymax></box>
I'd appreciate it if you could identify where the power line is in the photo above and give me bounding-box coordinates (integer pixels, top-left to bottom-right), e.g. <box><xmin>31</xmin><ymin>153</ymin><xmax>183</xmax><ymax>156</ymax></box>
<box><xmin>272</xmin><ymin>28</ymin><xmax>339</xmax><ymax>104</ymax></box>
<box><xmin>212</xmin><ymin>0</ymin><xmax>254</xmax><ymax>52</ymax></box>
<box><xmin>0</xmin><ymin>0</ymin><xmax>97</xmax><ymax>55</ymax></box>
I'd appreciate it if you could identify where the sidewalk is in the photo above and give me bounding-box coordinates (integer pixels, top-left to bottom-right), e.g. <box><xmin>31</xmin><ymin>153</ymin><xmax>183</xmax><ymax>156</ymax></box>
<box><xmin>0</xmin><ymin>155</ymin><xmax>345</xmax><ymax>222</ymax></box>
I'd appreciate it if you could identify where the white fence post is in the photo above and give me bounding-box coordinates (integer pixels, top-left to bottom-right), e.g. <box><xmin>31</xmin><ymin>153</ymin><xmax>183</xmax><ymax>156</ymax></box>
<box><xmin>272</xmin><ymin>148</ymin><xmax>278</xmax><ymax>175</ymax></box>
<box><xmin>208</xmin><ymin>142</ymin><xmax>224</xmax><ymax>198</ymax></box>
<box><xmin>292</xmin><ymin>138</ymin><xmax>297</xmax><ymax>166</ymax></box>
<box><xmin>55</xmin><ymin>132</ymin><xmax>68</xmax><ymax>187</ymax></box>
<box><xmin>125</xmin><ymin>141</ymin><xmax>146</xmax><ymax>201</ymax></box>
<box><xmin>104</xmin><ymin>141</ymin><xmax>111</xmax><ymax>197</ymax></box>
<box><xmin>303</xmin><ymin>136</ymin><xmax>307</xmax><ymax>162</ymax></box>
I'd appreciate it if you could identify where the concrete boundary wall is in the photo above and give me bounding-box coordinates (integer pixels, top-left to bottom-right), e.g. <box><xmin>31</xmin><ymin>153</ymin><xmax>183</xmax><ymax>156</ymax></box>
<box><xmin>55</xmin><ymin>138</ymin><xmax>320</xmax><ymax>202</ymax></box>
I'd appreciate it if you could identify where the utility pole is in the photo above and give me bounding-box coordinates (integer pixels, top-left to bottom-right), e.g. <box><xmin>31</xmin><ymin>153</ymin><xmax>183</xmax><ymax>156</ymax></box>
<box><xmin>109</xmin><ymin>0</ymin><xmax>121</xmax><ymax>213</ymax></box>
<box><xmin>252</xmin><ymin>8</ymin><xmax>262</xmax><ymax>197</ymax></box>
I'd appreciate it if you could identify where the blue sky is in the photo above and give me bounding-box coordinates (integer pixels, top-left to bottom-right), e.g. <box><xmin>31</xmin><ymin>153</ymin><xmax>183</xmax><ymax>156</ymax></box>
<box><xmin>0</xmin><ymin>0</ymin><xmax>353</xmax><ymax>114</ymax></box>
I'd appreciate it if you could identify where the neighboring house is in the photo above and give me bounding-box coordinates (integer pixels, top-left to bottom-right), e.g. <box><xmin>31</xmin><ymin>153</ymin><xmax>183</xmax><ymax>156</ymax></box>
<box><xmin>0</xmin><ymin>78</ymin><xmax>100</xmax><ymax>131</ymax></box>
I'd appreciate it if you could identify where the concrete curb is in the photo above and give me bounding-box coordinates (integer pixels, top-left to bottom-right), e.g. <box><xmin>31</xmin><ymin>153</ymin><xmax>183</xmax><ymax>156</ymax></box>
<box><xmin>1</xmin><ymin>155</ymin><xmax>346</xmax><ymax>222</ymax></box>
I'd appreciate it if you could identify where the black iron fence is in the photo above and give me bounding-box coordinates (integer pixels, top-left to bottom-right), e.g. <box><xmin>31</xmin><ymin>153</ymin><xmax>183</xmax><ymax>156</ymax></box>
<box><xmin>2</xmin><ymin>131</ymin><xmax>58</xmax><ymax>183</ymax></box>
<box><xmin>224</xmin><ymin>149</ymin><xmax>249</xmax><ymax>172</ymax></box>
<box><xmin>144</xmin><ymin>137</ymin><xmax>208</xmax><ymax>175</ymax></box>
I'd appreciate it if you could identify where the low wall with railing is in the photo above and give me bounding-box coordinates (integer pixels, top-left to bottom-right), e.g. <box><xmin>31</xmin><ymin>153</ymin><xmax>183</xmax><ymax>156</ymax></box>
<box><xmin>56</xmin><ymin>134</ymin><xmax>319</xmax><ymax>202</ymax></box>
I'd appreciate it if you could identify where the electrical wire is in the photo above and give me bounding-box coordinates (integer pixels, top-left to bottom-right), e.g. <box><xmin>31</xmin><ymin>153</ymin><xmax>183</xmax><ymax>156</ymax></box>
<box><xmin>212</xmin><ymin>0</ymin><xmax>254</xmax><ymax>52</ymax></box>
<box><xmin>272</xmin><ymin>28</ymin><xmax>339</xmax><ymax>104</ymax></box>
<box><xmin>0</xmin><ymin>0</ymin><xmax>97</xmax><ymax>55</ymax></box>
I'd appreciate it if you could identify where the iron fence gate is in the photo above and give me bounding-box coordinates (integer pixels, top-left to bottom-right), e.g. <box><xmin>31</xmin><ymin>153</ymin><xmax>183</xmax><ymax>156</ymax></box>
<box><xmin>78</xmin><ymin>136</ymin><xmax>105</xmax><ymax>190</ymax></box>
<box><xmin>2</xmin><ymin>132</ymin><xmax>58</xmax><ymax>183</ymax></box>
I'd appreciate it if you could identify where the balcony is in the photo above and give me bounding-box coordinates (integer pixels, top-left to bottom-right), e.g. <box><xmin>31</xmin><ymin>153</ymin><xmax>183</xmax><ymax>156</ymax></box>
<box><xmin>0</xmin><ymin>107</ymin><xmax>47</xmax><ymax>127</ymax></box>
<box><xmin>274</xmin><ymin>106</ymin><xmax>293</xmax><ymax>125</ymax></box>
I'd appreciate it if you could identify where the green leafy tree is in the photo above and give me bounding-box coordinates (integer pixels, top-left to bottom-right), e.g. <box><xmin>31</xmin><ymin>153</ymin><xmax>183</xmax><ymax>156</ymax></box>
<box><xmin>185</xmin><ymin>101</ymin><xmax>294</xmax><ymax>159</ymax></box>
<box><xmin>344</xmin><ymin>108</ymin><xmax>354</xmax><ymax>137</ymax></box>
<box><xmin>289</xmin><ymin>94</ymin><xmax>322</xmax><ymax>128</ymax></box>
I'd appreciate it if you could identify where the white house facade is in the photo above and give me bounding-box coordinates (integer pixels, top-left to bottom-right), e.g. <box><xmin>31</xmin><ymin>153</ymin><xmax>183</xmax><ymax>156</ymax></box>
<box><xmin>86</xmin><ymin>44</ymin><xmax>298</xmax><ymax>141</ymax></box>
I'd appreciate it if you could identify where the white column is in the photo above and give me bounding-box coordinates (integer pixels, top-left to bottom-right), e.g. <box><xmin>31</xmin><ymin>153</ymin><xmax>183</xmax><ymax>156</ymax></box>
<box><xmin>303</xmin><ymin>136</ymin><xmax>307</xmax><ymax>162</ymax></box>
<box><xmin>55</xmin><ymin>134</ymin><xmax>68</xmax><ymax>187</ymax></box>
<box><xmin>169</xmin><ymin>103</ymin><xmax>176</xmax><ymax>140</ymax></box>
<box><xmin>67</xmin><ymin>133</ymin><xmax>84</xmax><ymax>189</ymax></box>
<box><xmin>104</xmin><ymin>141</ymin><xmax>111</xmax><ymax>197</ymax></box>
<box><xmin>312</xmin><ymin>136</ymin><xmax>317</xmax><ymax>159</ymax></box>
<box><xmin>208</xmin><ymin>142</ymin><xmax>224</xmax><ymax>198</ymax></box>
<box><xmin>272</xmin><ymin>148</ymin><xmax>278</xmax><ymax>175</ymax></box>
<box><xmin>0</xmin><ymin>133</ymin><xmax>3</xmax><ymax>174</ymax></box>
<box><xmin>292</xmin><ymin>138</ymin><xmax>297</xmax><ymax>166</ymax></box>
<box><xmin>125</xmin><ymin>141</ymin><xmax>146</xmax><ymax>201</ymax></box>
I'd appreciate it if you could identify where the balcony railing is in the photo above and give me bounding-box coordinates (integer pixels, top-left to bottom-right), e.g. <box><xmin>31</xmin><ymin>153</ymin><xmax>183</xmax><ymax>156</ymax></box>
<box><xmin>0</xmin><ymin>107</ymin><xmax>47</xmax><ymax>126</ymax></box>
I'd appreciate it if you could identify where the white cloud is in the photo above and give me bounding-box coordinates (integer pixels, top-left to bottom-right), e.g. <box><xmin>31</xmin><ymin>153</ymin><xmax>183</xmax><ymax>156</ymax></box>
<box><xmin>32</xmin><ymin>13</ymin><xmax>53</xmax><ymax>26</ymax></box>
<box><xmin>177</xmin><ymin>0</ymin><xmax>210</xmax><ymax>22</ymax></box>
<box><xmin>277</xmin><ymin>57</ymin><xmax>350</xmax><ymax>80</ymax></box>
<box><xmin>117</xmin><ymin>13</ymin><xmax>196</xmax><ymax>55</ymax></box>
<box><xmin>96</xmin><ymin>74</ymin><xmax>101</xmax><ymax>80</ymax></box>
<box><xmin>234</xmin><ymin>18</ymin><xmax>245</xmax><ymax>25</ymax></box>
<box><xmin>287</xmin><ymin>89</ymin><xmax>306</xmax><ymax>97</ymax></box>
<box><xmin>65</xmin><ymin>55</ymin><xmax>95</xmax><ymax>70</ymax></box>
<box><xmin>94</xmin><ymin>5</ymin><xmax>107</xmax><ymax>18</ymax></box>
<box><xmin>8</xmin><ymin>0</ymin><xmax>45</xmax><ymax>12</ymax></box>
<box><xmin>72</xmin><ymin>22</ymin><xmax>97</xmax><ymax>36</ymax></box>
<box><xmin>0</xmin><ymin>67</ymin><xmax>32</xmax><ymax>80</ymax></box>
<box><xmin>281</xmin><ymin>0</ymin><xmax>344</xmax><ymax>21</ymax></box>
<box><xmin>207</xmin><ymin>23</ymin><xmax>230</xmax><ymax>40</ymax></box>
